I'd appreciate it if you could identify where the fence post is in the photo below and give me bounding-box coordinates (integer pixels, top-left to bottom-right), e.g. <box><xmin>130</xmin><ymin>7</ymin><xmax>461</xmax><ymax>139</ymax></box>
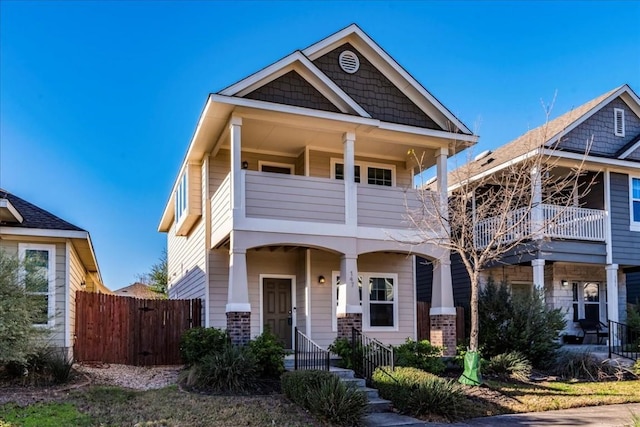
<box><xmin>294</xmin><ymin>327</ymin><xmax>298</xmax><ymax>371</ymax></box>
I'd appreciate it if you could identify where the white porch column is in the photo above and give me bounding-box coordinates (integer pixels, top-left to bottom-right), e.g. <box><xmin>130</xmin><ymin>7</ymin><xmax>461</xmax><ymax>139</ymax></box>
<box><xmin>530</xmin><ymin>167</ymin><xmax>543</xmax><ymax>240</ymax></box>
<box><xmin>337</xmin><ymin>254</ymin><xmax>361</xmax><ymax>315</ymax></box>
<box><xmin>343</xmin><ymin>132</ymin><xmax>357</xmax><ymax>227</ymax></box>
<box><xmin>532</xmin><ymin>259</ymin><xmax>545</xmax><ymax>292</ymax></box>
<box><xmin>230</xmin><ymin>116</ymin><xmax>243</xmax><ymax>215</ymax></box>
<box><xmin>430</xmin><ymin>257</ymin><xmax>455</xmax><ymax>314</ymax></box>
<box><xmin>606</xmin><ymin>264</ymin><xmax>619</xmax><ymax>322</ymax></box>
<box><xmin>435</xmin><ymin>147</ymin><xmax>448</xmax><ymax>216</ymax></box>
<box><xmin>226</xmin><ymin>248</ymin><xmax>250</xmax><ymax>313</ymax></box>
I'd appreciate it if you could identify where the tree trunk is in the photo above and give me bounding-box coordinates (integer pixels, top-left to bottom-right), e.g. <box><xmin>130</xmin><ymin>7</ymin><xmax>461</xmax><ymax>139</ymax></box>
<box><xmin>469</xmin><ymin>273</ymin><xmax>479</xmax><ymax>352</ymax></box>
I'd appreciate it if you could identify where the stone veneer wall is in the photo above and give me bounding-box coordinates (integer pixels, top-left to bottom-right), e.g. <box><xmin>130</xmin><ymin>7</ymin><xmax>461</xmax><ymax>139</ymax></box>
<box><xmin>337</xmin><ymin>313</ymin><xmax>362</xmax><ymax>339</ymax></box>
<box><xmin>226</xmin><ymin>312</ymin><xmax>251</xmax><ymax>346</ymax></box>
<box><xmin>430</xmin><ymin>314</ymin><xmax>456</xmax><ymax>356</ymax></box>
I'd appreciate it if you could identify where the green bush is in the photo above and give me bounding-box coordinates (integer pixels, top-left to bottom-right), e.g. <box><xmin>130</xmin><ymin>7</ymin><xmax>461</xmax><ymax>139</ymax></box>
<box><xmin>551</xmin><ymin>350</ymin><xmax>621</xmax><ymax>381</ymax></box>
<box><xmin>282</xmin><ymin>370</ymin><xmax>367</xmax><ymax>426</ymax></box>
<box><xmin>633</xmin><ymin>359</ymin><xmax>640</xmax><ymax>376</ymax></box>
<box><xmin>394</xmin><ymin>339</ymin><xmax>445</xmax><ymax>374</ymax></box>
<box><xmin>4</xmin><ymin>346</ymin><xmax>74</xmax><ymax>386</ymax></box>
<box><xmin>483</xmin><ymin>352</ymin><xmax>531</xmax><ymax>382</ymax></box>
<box><xmin>372</xmin><ymin>366</ymin><xmax>464</xmax><ymax>420</ymax></box>
<box><xmin>179</xmin><ymin>327</ymin><xmax>229</xmax><ymax>366</ymax></box>
<box><xmin>479</xmin><ymin>279</ymin><xmax>565</xmax><ymax>367</ymax></box>
<box><xmin>248</xmin><ymin>330</ymin><xmax>285</xmax><ymax>379</ymax></box>
<box><xmin>182</xmin><ymin>345</ymin><xmax>257</xmax><ymax>393</ymax></box>
<box><xmin>329</xmin><ymin>338</ymin><xmax>354</xmax><ymax>369</ymax></box>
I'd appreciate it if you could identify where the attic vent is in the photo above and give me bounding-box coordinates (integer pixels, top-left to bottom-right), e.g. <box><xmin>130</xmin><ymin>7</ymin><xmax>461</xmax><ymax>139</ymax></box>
<box><xmin>474</xmin><ymin>150</ymin><xmax>492</xmax><ymax>162</ymax></box>
<box><xmin>338</xmin><ymin>50</ymin><xmax>360</xmax><ymax>74</ymax></box>
<box><xmin>614</xmin><ymin>108</ymin><xmax>625</xmax><ymax>137</ymax></box>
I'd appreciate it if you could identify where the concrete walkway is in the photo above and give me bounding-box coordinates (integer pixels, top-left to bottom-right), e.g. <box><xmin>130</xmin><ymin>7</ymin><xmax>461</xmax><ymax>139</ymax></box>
<box><xmin>426</xmin><ymin>403</ymin><xmax>640</xmax><ymax>426</ymax></box>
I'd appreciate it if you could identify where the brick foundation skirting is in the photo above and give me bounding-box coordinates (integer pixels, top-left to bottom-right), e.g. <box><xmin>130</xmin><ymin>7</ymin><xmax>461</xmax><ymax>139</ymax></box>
<box><xmin>430</xmin><ymin>314</ymin><xmax>456</xmax><ymax>356</ymax></box>
<box><xmin>226</xmin><ymin>311</ymin><xmax>251</xmax><ymax>346</ymax></box>
<box><xmin>337</xmin><ymin>313</ymin><xmax>362</xmax><ymax>339</ymax></box>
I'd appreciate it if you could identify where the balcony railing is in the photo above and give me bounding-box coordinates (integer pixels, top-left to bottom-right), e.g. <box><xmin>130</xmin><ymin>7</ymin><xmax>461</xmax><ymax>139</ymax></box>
<box><xmin>474</xmin><ymin>204</ymin><xmax>606</xmax><ymax>248</ymax></box>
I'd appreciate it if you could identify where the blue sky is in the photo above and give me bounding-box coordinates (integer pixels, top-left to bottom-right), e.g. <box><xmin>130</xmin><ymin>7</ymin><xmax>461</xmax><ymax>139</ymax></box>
<box><xmin>1</xmin><ymin>1</ymin><xmax>639</xmax><ymax>290</ymax></box>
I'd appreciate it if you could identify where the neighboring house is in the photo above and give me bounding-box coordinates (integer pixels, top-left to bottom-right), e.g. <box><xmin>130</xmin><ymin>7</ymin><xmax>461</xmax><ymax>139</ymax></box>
<box><xmin>115</xmin><ymin>282</ymin><xmax>164</xmax><ymax>299</ymax></box>
<box><xmin>158</xmin><ymin>24</ymin><xmax>477</xmax><ymax>354</ymax></box>
<box><xmin>417</xmin><ymin>84</ymin><xmax>640</xmax><ymax>339</ymax></box>
<box><xmin>0</xmin><ymin>189</ymin><xmax>108</xmax><ymax>357</ymax></box>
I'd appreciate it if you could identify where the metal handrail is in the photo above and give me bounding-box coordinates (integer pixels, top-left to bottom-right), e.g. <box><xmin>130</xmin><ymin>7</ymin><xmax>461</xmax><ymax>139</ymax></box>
<box><xmin>351</xmin><ymin>327</ymin><xmax>395</xmax><ymax>384</ymax></box>
<box><xmin>608</xmin><ymin>319</ymin><xmax>639</xmax><ymax>361</ymax></box>
<box><xmin>294</xmin><ymin>327</ymin><xmax>330</xmax><ymax>371</ymax></box>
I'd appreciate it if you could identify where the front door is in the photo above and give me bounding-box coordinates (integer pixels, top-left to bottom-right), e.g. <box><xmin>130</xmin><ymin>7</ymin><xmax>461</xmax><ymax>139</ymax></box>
<box><xmin>263</xmin><ymin>278</ymin><xmax>292</xmax><ymax>349</ymax></box>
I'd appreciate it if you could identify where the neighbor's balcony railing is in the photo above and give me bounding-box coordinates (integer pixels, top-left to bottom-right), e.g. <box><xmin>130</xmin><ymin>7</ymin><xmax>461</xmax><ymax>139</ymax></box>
<box><xmin>474</xmin><ymin>204</ymin><xmax>606</xmax><ymax>248</ymax></box>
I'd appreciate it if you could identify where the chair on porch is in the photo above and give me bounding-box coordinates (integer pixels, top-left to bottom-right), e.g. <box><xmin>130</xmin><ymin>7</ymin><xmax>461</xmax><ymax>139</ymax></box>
<box><xmin>577</xmin><ymin>319</ymin><xmax>608</xmax><ymax>344</ymax></box>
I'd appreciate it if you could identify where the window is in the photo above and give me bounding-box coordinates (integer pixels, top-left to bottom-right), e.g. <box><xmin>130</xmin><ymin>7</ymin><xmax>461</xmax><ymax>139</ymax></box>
<box><xmin>631</xmin><ymin>177</ymin><xmax>640</xmax><ymax>227</ymax></box>
<box><xmin>259</xmin><ymin>161</ymin><xmax>294</xmax><ymax>175</ymax></box>
<box><xmin>614</xmin><ymin>108</ymin><xmax>625</xmax><ymax>137</ymax></box>
<box><xmin>332</xmin><ymin>159</ymin><xmax>395</xmax><ymax>187</ymax></box>
<box><xmin>332</xmin><ymin>271</ymin><xmax>398</xmax><ymax>330</ymax></box>
<box><xmin>175</xmin><ymin>172</ymin><xmax>187</xmax><ymax>224</ymax></box>
<box><xmin>19</xmin><ymin>244</ymin><xmax>55</xmax><ymax>326</ymax></box>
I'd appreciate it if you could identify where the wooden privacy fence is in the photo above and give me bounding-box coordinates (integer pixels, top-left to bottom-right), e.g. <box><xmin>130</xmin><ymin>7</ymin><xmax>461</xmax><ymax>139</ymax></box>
<box><xmin>416</xmin><ymin>301</ymin><xmax>465</xmax><ymax>343</ymax></box>
<box><xmin>75</xmin><ymin>291</ymin><xmax>202</xmax><ymax>366</ymax></box>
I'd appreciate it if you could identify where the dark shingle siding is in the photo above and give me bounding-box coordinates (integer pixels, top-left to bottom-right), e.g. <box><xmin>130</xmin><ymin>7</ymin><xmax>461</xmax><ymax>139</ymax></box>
<box><xmin>610</xmin><ymin>173</ymin><xmax>640</xmax><ymax>265</ymax></box>
<box><xmin>628</xmin><ymin>271</ymin><xmax>640</xmax><ymax>305</ymax></box>
<box><xmin>244</xmin><ymin>70</ymin><xmax>341</xmax><ymax>113</ymax></box>
<box><xmin>313</xmin><ymin>43</ymin><xmax>441</xmax><ymax>129</ymax></box>
<box><xmin>558</xmin><ymin>98</ymin><xmax>640</xmax><ymax>158</ymax></box>
<box><xmin>0</xmin><ymin>190</ymin><xmax>84</xmax><ymax>231</ymax></box>
<box><xmin>416</xmin><ymin>253</ymin><xmax>471</xmax><ymax>307</ymax></box>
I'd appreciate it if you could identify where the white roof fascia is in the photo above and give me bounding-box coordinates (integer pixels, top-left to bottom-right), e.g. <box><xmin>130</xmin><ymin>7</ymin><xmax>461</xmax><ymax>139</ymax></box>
<box><xmin>378</xmin><ymin>122</ymin><xmax>478</xmax><ymax>144</ymax></box>
<box><xmin>545</xmin><ymin>85</ymin><xmax>632</xmax><ymax>148</ymax></box>
<box><xmin>619</xmin><ymin>139</ymin><xmax>640</xmax><ymax>159</ymax></box>
<box><xmin>0</xmin><ymin>198</ymin><xmax>24</xmax><ymax>223</ymax></box>
<box><xmin>542</xmin><ymin>148</ymin><xmax>640</xmax><ymax>171</ymax></box>
<box><xmin>220</xmin><ymin>51</ymin><xmax>370</xmax><ymax>118</ymax></box>
<box><xmin>303</xmin><ymin>24</ymin><xmax>473</xmax><ymax>135</ymax></box>
<box><xmin>0</xmin><ymin>227</ymin><xmax>89</xmax><ymax>240</ymax></box>
<box><xmin>211</xmin><ymin>94</ymin><xmax>378</xmax><ymax>127</ymax></box>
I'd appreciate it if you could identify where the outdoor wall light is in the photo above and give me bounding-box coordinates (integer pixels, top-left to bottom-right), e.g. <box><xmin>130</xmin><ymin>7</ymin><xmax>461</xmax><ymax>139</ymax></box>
<box><xmin>242</xmin><ymin>161</ymin><xmax>249</xmax><ymax>169</ymax></box>
<box><xmin>561</xmin><ymin>279</ymin><xmax>569</xmax><ymax>287</ymax></box>
<box><xmin>318</xmin><ymin>275</ymin><xmax>326</xmax><ymax>285</ymax></box>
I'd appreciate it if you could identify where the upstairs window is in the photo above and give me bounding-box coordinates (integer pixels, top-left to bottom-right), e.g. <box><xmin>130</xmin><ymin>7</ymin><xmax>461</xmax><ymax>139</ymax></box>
<box><xmin>175</xmin><ymin>172</ymin><xmax>188</xmax><ymax>224</ymax></box>
<box><xmin>332</xmin><ymin>159</ymin><xmax>394</xmax><ymax>186</ymax></box>
<box><xmin>19</xmin><ymin>244</ymin><xmax>56</xmax><ymax>326</ymax></box>
<box><xmin>334</xmin><ymin>163</ymin><xmax>361</xmax><ymax>183</ymax></box>
<box><xmin>614</xmin><ymin>108</ymin><xmax>625</xmax><ymax>137</ymax></box>
<box><xmin>631</xmin><ymin>177</ymin><xmax>640</xmax><ymax>227</ymax></box>
<box><xmin>367</xmin><ymin>167</ymin><xmax>392</xmax><ymax>186</ymax></box>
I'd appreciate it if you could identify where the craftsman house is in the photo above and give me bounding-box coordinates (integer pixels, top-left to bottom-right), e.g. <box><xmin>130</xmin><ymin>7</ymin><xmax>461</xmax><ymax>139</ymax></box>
<box><xmin>418</xmin><ymin>84</ymin><xmax>640</xmax><ymax>340</ymax></box>
<box><xmin>158</xmin><ymin>24</ymin><xmax>476</xmax><ymax>354</ymax></box>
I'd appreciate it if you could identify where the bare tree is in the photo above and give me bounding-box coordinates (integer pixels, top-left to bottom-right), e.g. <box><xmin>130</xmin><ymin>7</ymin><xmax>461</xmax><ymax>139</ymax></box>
<box><xmin>407</xmin><ymin>101</ymin><xmax>594</xmax><ymax>365</ymax></box>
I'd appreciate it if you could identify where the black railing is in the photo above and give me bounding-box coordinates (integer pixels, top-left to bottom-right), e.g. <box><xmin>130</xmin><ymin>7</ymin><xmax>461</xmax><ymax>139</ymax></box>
<box><xmin>608</xmin><ymin>319</ymin><xmax>639</xmax><ymax>361</ymax></box>
<box><xmin>351</xmin><ymin>327</ymin><xmax>395</xmax><ymax>384</ymax></box>
<box><xmin>294</xmin><ymin>327</ymin><xmax>330</xmax><ymax>371</ymax></box>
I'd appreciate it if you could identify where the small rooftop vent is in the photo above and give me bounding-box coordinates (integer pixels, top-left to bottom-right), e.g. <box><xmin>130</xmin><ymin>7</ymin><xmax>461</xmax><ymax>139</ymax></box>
<box><xmin>474</xmin><ymin>150</ymin><xmax>492</xmax><ymax>162</ymax></box>
<box><xmin>339</xmin><ymin>50</ymin><xmax>360</xmax><ymax>74</ymax></box>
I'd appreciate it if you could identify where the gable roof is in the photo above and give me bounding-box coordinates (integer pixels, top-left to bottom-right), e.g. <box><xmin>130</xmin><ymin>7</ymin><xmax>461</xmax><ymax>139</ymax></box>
<box><xmin>447</xmin><ymin>84</ymin><xmax>640</xmax><ymax>189</ymax></box>
<box><xmin>115</xmin><ymin>282</ymin><xmax>163</xmax><ymax>299</ymax></box>
<box><xmin>0</xmin><ymin>188</ymin><xmax>84</xmax><ymax>231</ymax></box>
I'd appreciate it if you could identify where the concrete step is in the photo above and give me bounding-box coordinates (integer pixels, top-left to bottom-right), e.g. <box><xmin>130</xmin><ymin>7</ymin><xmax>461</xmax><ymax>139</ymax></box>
<box><xmin>363</xmin><ymin>412</ymin><xmax>426</xmax><ymax>426</ymax></box>
<box><xmin>340</xmin><ymin>376</ymin><xmax>366</xmax><ymax>388</ymax></box>
<box><xmin>329</xmin><ymin>366</ymin><xmax>355</xmax><ymax>378</ymax></box>
<box><xmin>365</xmin><ymin>397</ymin><xmax>392</xmax><ymax>413</ymax></box>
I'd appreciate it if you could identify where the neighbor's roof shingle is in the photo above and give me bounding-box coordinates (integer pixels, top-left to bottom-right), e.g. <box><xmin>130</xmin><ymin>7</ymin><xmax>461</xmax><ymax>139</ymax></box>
<box><xmin>448</xmin><ymin>86</ymin><xmax>624</xmax><ymax>186</ymax></box>
<box><xmin>0</xmin><ymin>189</ymin><xmax>84</xmax><ymax>231</ymax></box>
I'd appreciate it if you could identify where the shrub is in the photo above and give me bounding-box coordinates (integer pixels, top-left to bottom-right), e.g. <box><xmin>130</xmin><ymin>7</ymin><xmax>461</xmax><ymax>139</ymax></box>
<box><xmin>329</xmin><ymin>337</ymin><xmax>354</xmax><ymax>369</ymax></box>
<box><xmin>483</xmin><ymin>352</ymin><xmax>531</xmax><ymax>382</ymax></box>
<box><xmin>479</xmin><ymin>279</ymin><xmax>565</xmax><ymax>367</ymax></box>
<box><xmin>551</xmin><ymin>350</ymin><xmax>622</xmax><ymax>381</ymax></box>
<box><xmin>47</xmin><ymin>352</ymin><xmax>74</xmax><ymax>384</ymax></box>
<box><xmin>4</xmin><ymin>346</ymin><xmax>74</xmax><ymax>385</ymax></box>
<box><xmin>372</xmin><ymin>366</ymin><xmax>465</xmax><ymax>420</ymax></box>
<box><xmin>633</xmin><ymin>359</ymin><xmax>640</xmax><ymax>376</ymax></box>
<box><xmin>282</xmin><ymin>370</ymin><xmax>367</xmax><ymax>426</ymax></box>
<box><xmin>179</xmin><ymin>327</ymin><xmax>229</xmax><ymax>366</ymax></box>
<box><xmin>248</xmin><ymin>330</ymin><xmax>285</xmax><ymax>379</ymax></box>
<box><xmin>394</xmin><ymin>339</ymin><xmax>445</xmax><ymax>374</ymax></box>
<box><xmin>182</xmin><ymin>345</ymin><xmax>257</xmax><ymax>393</ymax></box>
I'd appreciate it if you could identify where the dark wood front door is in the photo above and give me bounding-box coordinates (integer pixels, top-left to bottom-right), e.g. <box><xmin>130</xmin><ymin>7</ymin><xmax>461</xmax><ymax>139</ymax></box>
<box><xmin>263</xmin><ymin>278</ymin><xmax>292</xmax><ymax>349</ymax></box>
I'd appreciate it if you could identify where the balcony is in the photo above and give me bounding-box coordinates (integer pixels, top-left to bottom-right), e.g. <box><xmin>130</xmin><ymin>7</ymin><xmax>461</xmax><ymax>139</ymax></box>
<box><xmin>473</xmin><ymin>204</ymin><xmax>606</xmax><ymax>248</ymax></box>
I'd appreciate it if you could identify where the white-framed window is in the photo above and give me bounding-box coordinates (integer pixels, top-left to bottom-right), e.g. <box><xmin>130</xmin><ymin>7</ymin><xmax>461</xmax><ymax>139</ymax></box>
<box><xmin>614</xmin><ymin>108</ymin><xmax>625</xmax><ymax>137</ymax></box>
<box><xmin>331</xmin><ymin>271</ymin><xmax>398</xmax><ymax>331</ymax></box>
<box><xmin>572</xmin><ymin>281</ymin><xmax>606</xmax><ymax>323</ymax></box>
<box><xmin>631</xmin><ymin>177</ymin><xmax>640</xmax><ymax>230</ymax></box>
<box><xmin>330</xmin><ymin>158</ymin><xmax>395</xmax><ymax>187</ymax></box>
<box><xmin>258</xmin><ymin>161</ymin><xmax>294</xmax><ymax>175</ymax></box>
<box><xmin>18</xmin><ymin>243</ymin><xmax>56</xmax><ymax>327</ymax></box>
<box><xmin>174</xmin><ymin>172</ymin><xmax>188</xmax><ymax>224</ymax></box>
